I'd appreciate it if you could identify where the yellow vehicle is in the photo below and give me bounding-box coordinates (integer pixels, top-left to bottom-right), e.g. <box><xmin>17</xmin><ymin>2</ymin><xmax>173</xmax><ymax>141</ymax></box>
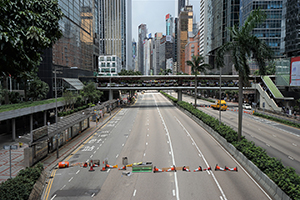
<box><xmin>211</xmin><ymin>100</ymin><xmax>227</xmax><ymax>111</ymax></box>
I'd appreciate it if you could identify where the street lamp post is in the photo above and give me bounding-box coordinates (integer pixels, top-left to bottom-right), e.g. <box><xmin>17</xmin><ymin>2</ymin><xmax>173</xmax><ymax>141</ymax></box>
<box><xmin>55</xmin><ymin>65</ymin><xmax>59</xmax><ymax>159</ymax></box>
<box><xmin>219</xmin><ymin>68</ymin><xmax>222</xmax><ymax>125</ymax></box>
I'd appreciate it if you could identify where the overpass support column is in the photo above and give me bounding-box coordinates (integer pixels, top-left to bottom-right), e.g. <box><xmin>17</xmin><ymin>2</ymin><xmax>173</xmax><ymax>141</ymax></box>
<box><xmin>44</xmin><ymin>111</ymin><xmax>47</xmax><ymax>126</ymax></box>
<box><xmin>12</xmin><ymin>118</ymin><xmax>16</xmax><ymax>141</ymax></box>
<box><xmin>30</xmin><ymin>114</ymin><xmax>33</xmax><ymax>143</ymax></box>
<box><xmin>109</xmin><ymin>89</ymin><xmax>113</xmax><ymax>100</ymax></box>
<box><xmin>178</xmin><ymin>89</ymin><xmax>182</xmax><ymax>102</ymax></box>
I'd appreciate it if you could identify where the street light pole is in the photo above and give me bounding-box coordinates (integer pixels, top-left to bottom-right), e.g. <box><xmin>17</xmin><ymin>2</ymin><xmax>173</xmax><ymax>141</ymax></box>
<box><xmin>55</xmin><ymin>65</ymin><xmax>59</xmax><ymax>159</ymax></box>
<box><xmin>219</xmin><ymin>67</ymin><xmax>222</xmax><ymax>125</ymax></box>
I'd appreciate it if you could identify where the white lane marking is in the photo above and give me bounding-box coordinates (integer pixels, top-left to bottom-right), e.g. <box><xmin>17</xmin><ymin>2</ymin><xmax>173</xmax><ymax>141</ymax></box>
<box><xmin>107</xmin><ymin>169</ymin><xmax>110</xmax><ymax>173</ymax></box>
<box><xmin>91</xmin><ymin>193</ymin><xmax>95</xmax><ymax>197</ymax></box>
<box><xmin>97</xmin><ymin>147</ymin><xmax>99</xmax><ymax>150</ymax></box>
<box><xmin>133</xmin><ymin>189</ymin><xmax>137</xmax><ymax>196</ymax></box>
<box><xmin>122</xmin><ymin>143</ymin><xmax>124</xmax><ymax>146</ymax></box>
<box><xmin>144</xmin><ymin>153</ymin><xmax>146</xmax><ymax>156</ymax></box>
<box><xmin>90</xmin><ymin>155</ymin><xmax>93</xmax><ymax>158</ymax></box>
<box><xmin>175</xmin><ymin>117</ymin><xmax>227</xmax><ymax>200</ymax></box>
<box><xmin>172</xmin><ymin>189</ymin><xmax>176</xmax><ymax>196</ymax></box>
<box><xmin>86</xmin><ymin>159</ymin><xmax>89</xmax><ymax>163</ymax></box>
<box><xmin>94</xmin><ymin>151</ymin><xmax>96</xmax><ymax>154</ymax></box>
<box><xmin>175</xmin><ymin>117</ymin><xmax>272</xmax><ymax>200</ymax></box>
<box><xmin>76</xmin><ymin>170</ymin><xmax>80</xmax><ymax>174</ymax></box>
<box><xmin>55</xmin><ymin>173</ymin><xmax>61</xmax><ymax>176</ymax></box>
<box><xmin>146</xmin><ymin>142</ymin><xmax>148</xmax><ymax>145</ymax></box>
<box><xmin>288</xmin><ymin>156</ymin><xmax>294</xmax><ymax>160</ymax></box>
<box><xmin>116</xmin><ymin>154</ymin><xmax>119</xmax><ymax>158</ymax></box>
<box><xmin>154</xmin><ymin>94</ymin><xmax>179</xmax><ymax>200</ymax></box>
<box><xmin>68</xmin><ymin>177</ymin><xmax>73</xmax><ymax>182</ymax></box>
<box><xmin>198</xmin><ymin>154</ymin><xmax>202</xmax><ymax>157</ymax></box>
<box><xmin>266</xmin><ymin>143</ymin><xmax>270</xmax><ymax>147</ymax></box>
<box><xmin>167</xmin><ymin>141</ymin><xmax>169</xmax><ymax>144</ymax></box>
<box><xmin>100</xmin><ymin>144</ymin><xmax>102</xmax><ymax>146</ymax></box>
<box><xmin>50</xmin><ymin>194</ymin><xmax>57</xmax><ymax>200</ymax></box>
<box><xmin>220</xmin><ymin>196</ymin><xmax>223</xmax><ymax>200</ymax></box>
<box><xmin>147</xmin><ymin>134</ymin><xmax>149</xmax><ymax>137</ymax></box>
<box><xmin>169</xmin><ymin>151</ymin><xmax>171</xmax><ymax>155</ymax></box>
<box><xmin>60</xmin><ymin>185</ymin><xmax>66</xmax><ymax>190</ymax></box>
<box><xmin>292</xmin><ymin>143</ymin><xmax>297</xmax><ymax>146</ymax></box>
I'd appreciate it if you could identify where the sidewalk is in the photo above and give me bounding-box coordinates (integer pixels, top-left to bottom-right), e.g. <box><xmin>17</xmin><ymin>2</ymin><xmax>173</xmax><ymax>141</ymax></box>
<box><xmin>0</xmin><ymin>107</ymin><xmax>122</xmax><ymax>183</ymax></box>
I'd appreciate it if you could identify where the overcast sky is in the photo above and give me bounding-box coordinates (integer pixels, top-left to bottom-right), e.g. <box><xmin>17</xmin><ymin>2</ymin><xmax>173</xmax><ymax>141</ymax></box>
<box><xmin>132</xmin><ymin>0</ymin><xmax>200</xmax><ymax>41</ymax></box>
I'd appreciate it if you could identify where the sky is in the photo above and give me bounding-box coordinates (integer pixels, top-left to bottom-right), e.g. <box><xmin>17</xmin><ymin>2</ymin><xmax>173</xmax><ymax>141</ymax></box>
<box><xmin>132</xmin><ymin>0</ymin><xmax>200</xmax><ymax>41</ymax></box>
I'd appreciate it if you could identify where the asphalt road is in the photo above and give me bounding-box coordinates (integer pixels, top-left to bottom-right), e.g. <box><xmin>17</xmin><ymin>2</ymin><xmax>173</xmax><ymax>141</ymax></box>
<box><xmin>43</xmin><ymin>91</ymin><xmax>272</xmax><ymax>200</ymax></box>
<box><xmin>180</xmin><ymin>93</ymin><xmax>300</xmax><ymax>175</ymax></box>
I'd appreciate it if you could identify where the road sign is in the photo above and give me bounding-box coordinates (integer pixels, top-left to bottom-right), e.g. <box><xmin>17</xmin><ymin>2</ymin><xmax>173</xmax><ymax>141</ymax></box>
<box><xmin>3</xmin><ymin>145</ymin><xmax>10</xmax><ymax>150</ymax></box>
<box><xmin>3</xmin><ymin>145</ymin><xmax>18</xmax><ymax>150</ymax></box>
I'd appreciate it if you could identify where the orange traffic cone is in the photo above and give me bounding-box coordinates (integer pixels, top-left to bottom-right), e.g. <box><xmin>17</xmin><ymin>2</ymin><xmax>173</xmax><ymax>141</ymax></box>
<box><xmin>182</xmin><ymin>166</ymin><xmax>190</xmax><ymax>172</ymax></box>
<box><xmin>166</xmin><ymin>165</ymin><xmax>176</xmax><ymax>172</ymax></box>
<box><xmin>194</xmin><ymin>166</ymin><xmax>202</xmax><ymax>172</ymax></box>
<box><xmin>83</xmin><ymin>162</ymin><xmax>88</xmax><ymax>168</ymax></box>
<box><xmin>215</xmin><ymin>164</ymin><xmax>226</xmax><ymax>171</ymax></box>
<box><xmin>89</xmin><ymin>164</ymin><xmax>94</xmax><ymax>171</ymax></box>
<box><xmin>225</xmin><ymin>166</ymin><xmax>238</xmax><ymax>172</ymax></box>
<box><xmin>119</xmin><ymin>165</ymin><xmax>126</xmax><ymax>170</ymax></box>
<box><xmin>203</xmin><ymin>166</ymin><xmax>211</xmax><ymax>171</ymax></box>
<box><xmin>101</xmin><ymin>161</ymin><xmax>107</xmax><ymax>171</ymax></box>
<box><xmin>153</xmin><ymin>166</ymin><xmax>164</xmax><ymax>173</ymax></box>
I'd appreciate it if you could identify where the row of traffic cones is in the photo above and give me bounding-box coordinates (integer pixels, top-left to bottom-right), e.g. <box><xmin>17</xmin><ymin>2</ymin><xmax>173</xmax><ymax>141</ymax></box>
<box><xmin>153</xmin><ymin>165</ymin><xmax>212</xmax><ymax>173</ymax></box>
<box><xmin>215</xmin><ymin>164</ymin><xmax>238</xmax><ymax>172</ymax></box>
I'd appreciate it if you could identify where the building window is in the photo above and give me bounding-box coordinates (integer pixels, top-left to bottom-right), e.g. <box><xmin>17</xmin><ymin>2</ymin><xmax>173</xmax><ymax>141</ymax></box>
<box><xmin>107</xmin><ymin>57</ymin><xmax>111</xmax><ymax>61</ymax></box>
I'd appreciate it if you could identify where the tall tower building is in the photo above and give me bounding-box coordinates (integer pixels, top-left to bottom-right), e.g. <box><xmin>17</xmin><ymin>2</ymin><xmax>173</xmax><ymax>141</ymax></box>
<box><xmin>240</xmin><ymin>0</ymin><xmax>283</xmax><ymax>59</ymax></box>
<box><xmin>138</xmin><ymin>24</ymin><xmax>147</xmax><ymax>74</ymax></box>
<box><xmin>199</xmin><ymin>0</ymin><xmax>212</xmax><ymax>61</ymax></box>
<box><xmin>99</xmin><ymin>0</ymin><xmax>132</xmax><ymax>70</ymax></box>
<box><xmin>166</xmin><ymin>14</ymin><xmax>173</xmax><ymax>36</ymax></box>
<box><xmin>178</xmin><ymin>0</ymin><xmax>185</xmax><ymax>16</ymax></box>
<box><xmin>177</xmin><ymin>5</ymin><xmax>193</xmax><ymax>73</ymax></box>
<box><xmin>208</xmin><ymin>0</ymin><xmax>239</xmax><ymax>74</ymax></box>
<box><xmin>285</xmin><ymin>0</ymin><xmax>299</xmax><ymax>57</ymax></box>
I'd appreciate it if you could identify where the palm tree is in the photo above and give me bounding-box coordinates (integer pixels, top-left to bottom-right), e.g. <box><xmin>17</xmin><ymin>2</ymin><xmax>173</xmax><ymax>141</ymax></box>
<box><xmin>186</xmin><ymin>55</ymin><xmax>211</xmax><ymax>108</ymax></box>
<box><xmin>216</xmin><ymin>9</ymin><xmax>273</xmax><ymax>141</ymax></box>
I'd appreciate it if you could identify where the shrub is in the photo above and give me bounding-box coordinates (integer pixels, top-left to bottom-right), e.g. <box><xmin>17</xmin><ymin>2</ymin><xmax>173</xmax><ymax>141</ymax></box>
<box><xmin>0</xmin><ymin>163</ymin><xmax>44</xmax><ymax>200</ymax></box>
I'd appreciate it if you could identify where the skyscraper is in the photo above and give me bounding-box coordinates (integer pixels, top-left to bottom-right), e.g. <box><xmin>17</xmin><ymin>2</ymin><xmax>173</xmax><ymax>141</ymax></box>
<box><xmin>99</xmin><ymin>0</ymin><xmax>132</xmax><ymax>70</ymax></box>
<box><xmin>166</xmin><ymin>14</ymin><xmax>173</xmax><ymax>36</ymax></box>
<box><xmin>138</xmin><ymin>24</ymin><xmax>147</xmax><ymax>74</ymax></box>
<box><xmin>240</xmin><ymin>0</ymin><xmax>283</xmax><ymax>58</ymax></box>
<box><xmin>285</xmin><ymin>0</ymin><xmax>299</xmax><ymax>57</ymax></box>
<box><xmin>178</xmin><ymin>0</ymin><xmax>185</xmax><ymax>16</ymax></box>
<box><xmin>177</xmin><ymin>5</ymin><xmax>193</xmax><ymax>73</ymax></box>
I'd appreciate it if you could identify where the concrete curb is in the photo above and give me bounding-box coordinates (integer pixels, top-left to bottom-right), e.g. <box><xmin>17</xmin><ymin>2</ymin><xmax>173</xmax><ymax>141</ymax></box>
<box><xmin>173</xmin><ymin>103</ymin><xmax>291</xmax><ymax>200</ymax></box>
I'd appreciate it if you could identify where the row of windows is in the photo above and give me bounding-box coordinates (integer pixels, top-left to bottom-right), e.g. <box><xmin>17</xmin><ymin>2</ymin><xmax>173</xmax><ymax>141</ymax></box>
<box><xmin>100</xmin><ymin>68</ymin><xmax>116</xmax><ymax>73</ymax></box>
<box><xmin>99</xmin><ymin>57</ymin><xmax>116</xmax><ymax>61</ymax></box>
<box><xmin>100</xmin><ymin>62</ymin><xmax>116</xmax><ymax>67</ymax></box>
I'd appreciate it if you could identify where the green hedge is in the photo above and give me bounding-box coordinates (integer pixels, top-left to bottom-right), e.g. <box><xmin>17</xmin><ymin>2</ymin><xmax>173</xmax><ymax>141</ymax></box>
<box><xmin>162</xmin><ymin>93</ymin><xmax>300</xmax><ymax>199</ymax></box>
<box><xmin>0</xmin><ymin>162</ymin><xmax>44</xmax><ymax>200</ymax></box>
<box><xmin>253</xmin><ymin>112</ymin><xmax>300</xmax><ymax>129</ymax></box>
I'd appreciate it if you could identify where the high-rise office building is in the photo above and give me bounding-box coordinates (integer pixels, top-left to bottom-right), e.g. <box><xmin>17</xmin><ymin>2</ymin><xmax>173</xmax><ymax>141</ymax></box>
<box><xmin>177</xmin><ymin>5</ymin><xmax>193</xmax><ymax>73</ymax></box>
<box><xmin>99</xmin><ymin>0</ymin><xmax>132</xmax><ymax>70</ymax></box>
<box><xmin>38</xmin><ymin>0</ymin><xmax>96</xmax><ymax>98</ymax></box>
<box><xmin>138</xmin><ymin>24</ymin><xmax>147</xmax><ymax>74</ymax></box>
<box><xmin>132</xmin><ymin>40</ymin><xmax>137</xmax><ymax>70</ymax></box>
<box><xmin>166</xmin><ymin>14</ymin><xmax>173</xmax><ymax>36</ymax></box>
<box><xmin>153</xmin><ymin>33</ymin><xmax>163</xmax><ymax>75</ymax></box>
<box><xmin>208</xmin><ymin>0</ymin><xmax>239</xmax><ymax>74</ymax></box>
<box><xmin>240</xmin><ymin>0</ymin><xmax>283</xmax><ymax>58</ymax></box>
<box><xmin>285</xmin><ymin>0</ymin><xmax>300</xmax><ymax>57</ymax></box>
<box><xmin>178</xmin><ymin>0</ymin><xmax>185</xmax><ymax>16</ymax></box>
<box><xmin>199</xmin><ymin>0</ymin><xmax>212</xmax><ymax>61</ymax></box>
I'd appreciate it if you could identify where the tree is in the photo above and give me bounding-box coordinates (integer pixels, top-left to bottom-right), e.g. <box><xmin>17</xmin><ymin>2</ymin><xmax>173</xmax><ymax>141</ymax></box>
<box><xmin>0</xmin><ymin>0</ymin><xmax>63</xmax><ymax>77</ymax></box>
<box><xmin>254</xmin><ymin>61</ymin><xmax>276</xmax><ymax>75</ymax></box>
<box><xmin>186</xmin><ymin>55</ymin><xmax>211</xmax><ymax>108</ymax></box>
<box><xmin>63</xmin><ymin>91</ymin><xmax>77</xmax><ymax>111</ymax></box>
<box><xmin>158</xmin><ymin>68</ymin><xmax>172</xmax><ymax>75</ymax></box>
<box><xmin>216</xmin><ymin>9</ymin><xmax>273</xmax><ymax>141</ymax></box>
<box><xmin>118</xmin><ymin>69</ymin><xmax>142</xmax><ymax>76</ymax></box>
<box><xmin>82</xmin><ymin>82</ymin><xmax>103</xmax><ymax>103</ymax></box>
<box><xmin>26</xmin><ymin>77</ymin><xmax>49</xmax><ymax>101</ymax></box>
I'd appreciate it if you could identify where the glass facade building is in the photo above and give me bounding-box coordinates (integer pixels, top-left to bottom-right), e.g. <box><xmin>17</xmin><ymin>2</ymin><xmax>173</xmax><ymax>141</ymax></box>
<box><xmin>138</xmin><ymin>24</ymin><xmax>147</xmax><ymax>74</ymax></box>
<box><xmin>38</xmin><ymin>0</ymin><xmax>96</xmax><ymax>98</ymax></box>
<box><xmin>240</xmin><ymin>0</ymin><xmax>283</xmax><ymax>58</ymax></box>
<box><xmin>166</xmin><ymin>14</ymin><xmax>173</xmax><ymax>36</ymax></box>
<box><xmin>285</xmin><ymin>0</ymin><xmax>300</xmax><ymax>57</ymax></box>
